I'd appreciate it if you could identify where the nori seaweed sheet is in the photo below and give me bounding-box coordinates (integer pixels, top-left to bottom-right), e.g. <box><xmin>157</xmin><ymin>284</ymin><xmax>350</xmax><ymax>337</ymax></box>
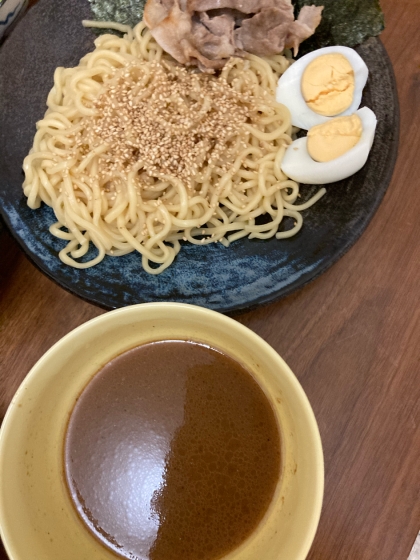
<box><xmin>88</xmin><ymin>0</ymin><xmax>384</xmax><ymax>48</ymax></box>
<box><xmin>293</xmin><ymin>0</ymin><xmax>384</xmax><ymax>55</ymax></box>
<box><xmin>88</xmin><ymin>0</ymin><xmax>146</xmax><ymax>30</ymax></box>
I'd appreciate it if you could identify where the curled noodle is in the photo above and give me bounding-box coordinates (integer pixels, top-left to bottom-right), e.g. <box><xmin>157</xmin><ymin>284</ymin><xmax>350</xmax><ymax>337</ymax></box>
<box><xmin>23</xmin><ymin>21</ymin><xmax>325</xmax><ymax>274</ymax></box>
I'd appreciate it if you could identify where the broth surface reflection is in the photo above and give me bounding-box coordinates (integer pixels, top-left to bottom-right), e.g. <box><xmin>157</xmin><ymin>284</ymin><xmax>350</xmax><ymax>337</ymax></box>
<box><xmin>64</xmin><ymin>340</ymin><xmax>281</xmax><ymax>560</ymax></box>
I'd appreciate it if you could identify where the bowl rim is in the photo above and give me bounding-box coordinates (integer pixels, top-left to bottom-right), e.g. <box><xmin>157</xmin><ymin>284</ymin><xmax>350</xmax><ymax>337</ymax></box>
<box><xmin>0</xmin><ymin>302</ymin><xmax>324</xmax><ymax>560</ymax></box>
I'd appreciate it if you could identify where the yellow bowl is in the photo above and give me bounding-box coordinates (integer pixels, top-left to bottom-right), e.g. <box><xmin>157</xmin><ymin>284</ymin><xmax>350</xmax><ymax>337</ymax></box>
<box><xmin>0</xmin><ymin>303</ymin><xmax>323</xmax><ymax>560</ymax></box>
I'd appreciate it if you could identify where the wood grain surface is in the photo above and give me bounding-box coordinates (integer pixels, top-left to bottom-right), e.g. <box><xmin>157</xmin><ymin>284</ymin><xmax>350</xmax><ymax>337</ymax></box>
<box><xmin>1</xmin><ymin>0</ymin><xmax>419</xmax><ymax>559</ymax></box>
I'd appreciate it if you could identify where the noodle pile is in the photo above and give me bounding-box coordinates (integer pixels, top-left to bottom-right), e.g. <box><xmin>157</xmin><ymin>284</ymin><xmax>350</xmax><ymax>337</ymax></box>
<box><xmin>23</xmin><ymin>21</ymin><xmax>325</xmax><ymax>274</ymax></box>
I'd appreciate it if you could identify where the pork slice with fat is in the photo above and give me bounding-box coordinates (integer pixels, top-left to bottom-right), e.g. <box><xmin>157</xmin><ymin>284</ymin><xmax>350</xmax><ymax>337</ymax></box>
<box><xmin>234</xmin><ymin>6</ymin><xmax>294</xmax><ymax>56</ymax></box>
<box><xmin>285</xmin><ymin>5</ymin><xmax>323</xmax><ymax>55</ymax></box>
<box><xmin>144</xmin><ymin>0</ymin><xmax>224</xmax><ymax>69</ymax></box>
<box><xmin>188</xmin><ymin>0</ymin><xmax>282</xmax><ymax>15</ymax></box>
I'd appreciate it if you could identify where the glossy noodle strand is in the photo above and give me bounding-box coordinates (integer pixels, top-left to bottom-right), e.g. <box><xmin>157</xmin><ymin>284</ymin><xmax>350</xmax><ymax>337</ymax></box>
<box><xmin>23</xmin><ymin>21</ymin><xmax>325</xmax><ymax>274</ymax></box>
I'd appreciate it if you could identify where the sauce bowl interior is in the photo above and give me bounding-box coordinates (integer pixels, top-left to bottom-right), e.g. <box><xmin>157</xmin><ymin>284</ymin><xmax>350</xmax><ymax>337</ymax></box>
<box><xmin>0</xmin><ymin>303</ymin><xmax>323</xmax><ymax>560</ymax></box>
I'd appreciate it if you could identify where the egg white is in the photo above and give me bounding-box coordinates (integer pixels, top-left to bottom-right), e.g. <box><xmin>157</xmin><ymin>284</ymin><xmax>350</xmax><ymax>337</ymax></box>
<box><xmin>276</xmin><ymin>46</ymin><xmax>369</xmax><ymax>130</ymax></box>
<box><xmin>280</xmin><ymin>107</ymin><xmax>377</xmax><ymax>185</ymax></box>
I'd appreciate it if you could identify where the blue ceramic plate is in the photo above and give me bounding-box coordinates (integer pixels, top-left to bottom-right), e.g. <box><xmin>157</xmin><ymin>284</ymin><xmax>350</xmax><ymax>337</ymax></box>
<box><xmin>0</xmin><ymin>0</ymin><xmax>399</xmax><ymax>313</ymax></box>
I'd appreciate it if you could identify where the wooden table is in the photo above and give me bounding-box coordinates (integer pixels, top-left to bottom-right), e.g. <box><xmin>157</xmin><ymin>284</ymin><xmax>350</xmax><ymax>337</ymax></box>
<box><xmin>1</xmin><ymin>0</ymin><xmax>419</xmax><ymax>558</ymax></box>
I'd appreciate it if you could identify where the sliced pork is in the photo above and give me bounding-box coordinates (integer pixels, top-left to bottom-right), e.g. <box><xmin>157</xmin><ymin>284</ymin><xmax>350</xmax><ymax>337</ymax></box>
<box><xmin>188</xmin><ymin>0</ymin><xmax>283</xmax><ymax>15</ymax></box>
<box><xmin>144</xmin><ymin>0</ymin><xmax>323</xmax><ymax>71</ymax></box>
<box><xmin>285</xmin><ymin>5</ymin><xmax>323</xmax><ymax>55</ymax></box>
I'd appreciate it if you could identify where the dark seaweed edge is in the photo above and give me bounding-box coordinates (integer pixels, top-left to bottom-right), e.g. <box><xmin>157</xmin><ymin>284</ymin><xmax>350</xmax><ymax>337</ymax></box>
<box><xmin>294</xmin><ymin>0</ymin><xmax>385</xmax><ymax>57</ymax></box>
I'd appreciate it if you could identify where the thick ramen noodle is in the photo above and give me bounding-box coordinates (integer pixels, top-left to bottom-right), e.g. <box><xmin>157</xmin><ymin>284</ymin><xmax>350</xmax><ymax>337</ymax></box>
<box><xmin>23</xmin><ymin>21</ymin><xmax>325</xmax><ymax>274</ymax></box>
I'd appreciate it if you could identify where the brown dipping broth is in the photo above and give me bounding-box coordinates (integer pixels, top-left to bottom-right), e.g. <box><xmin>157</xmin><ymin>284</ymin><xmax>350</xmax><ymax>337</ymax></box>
<box><xmin>64</xmin><ymin>340</ymin><xmax>281</xmax><ymax>560</ymax></box>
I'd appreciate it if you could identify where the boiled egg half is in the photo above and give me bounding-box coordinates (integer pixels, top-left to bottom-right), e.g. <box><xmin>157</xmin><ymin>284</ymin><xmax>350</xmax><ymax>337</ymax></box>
<box><xmin>276</xmin><ymin>46</ymin><xmax>369</xmax><ymax>130</ymax></box>
<box><xmin>281</xmin><ymin>107</ymin><xmax>377</xmax><ymax>185</ymax></box>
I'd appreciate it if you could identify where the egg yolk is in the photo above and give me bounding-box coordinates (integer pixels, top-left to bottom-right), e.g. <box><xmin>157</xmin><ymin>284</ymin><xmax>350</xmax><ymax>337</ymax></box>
<box><xmin>301</xmin><ymin>53</ymin><xmax>355</xmax><ymax>116</ymax></box>
<box><xmin>307</xmin><ymin>114</ymin><xmax>363</xmax><ymax>162</ymax></box>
